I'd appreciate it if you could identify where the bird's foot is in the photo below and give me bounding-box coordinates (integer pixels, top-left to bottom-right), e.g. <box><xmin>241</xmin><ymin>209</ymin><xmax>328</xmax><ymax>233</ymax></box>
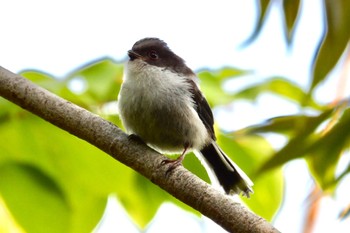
<box><xmin>160</xmin><ymin>154</ymin><xmax>185</xmax><ymax>176</ymax></box>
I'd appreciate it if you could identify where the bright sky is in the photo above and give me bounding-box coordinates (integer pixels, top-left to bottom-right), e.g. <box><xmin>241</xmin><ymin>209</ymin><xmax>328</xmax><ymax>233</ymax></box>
<box><xmin>1</xmin><ymin>0</ymin><xmax>349</xmax><ymax>233</ymax></box>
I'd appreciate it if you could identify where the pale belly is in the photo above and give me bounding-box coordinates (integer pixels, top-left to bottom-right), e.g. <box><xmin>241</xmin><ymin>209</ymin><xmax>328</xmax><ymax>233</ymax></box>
<box><xmin>118</xmin><ymin>86</ymin><xmax>209</xmax><ymax>153</ymax></box>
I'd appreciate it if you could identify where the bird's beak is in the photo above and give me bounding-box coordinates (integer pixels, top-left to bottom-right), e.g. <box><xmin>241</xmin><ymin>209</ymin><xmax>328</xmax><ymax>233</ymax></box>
<box><xmin>128</xmin><ymin>50</ymin><xmax>141</xmax><ymax>61</ymax></box>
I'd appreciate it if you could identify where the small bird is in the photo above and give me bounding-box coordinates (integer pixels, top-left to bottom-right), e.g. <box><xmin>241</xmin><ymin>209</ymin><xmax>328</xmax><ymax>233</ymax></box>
<box><xmin>118</xmin><ymin>38</ymin><xmax>253</xmax><ymax>197</ymax></box>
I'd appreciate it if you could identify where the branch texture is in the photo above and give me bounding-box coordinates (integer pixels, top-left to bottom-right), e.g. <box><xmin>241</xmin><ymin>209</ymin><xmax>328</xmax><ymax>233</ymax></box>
<box><xmin>0</xmin><ymin>66</ymin><xmax>280</xmax><ymax>233</ymax></box>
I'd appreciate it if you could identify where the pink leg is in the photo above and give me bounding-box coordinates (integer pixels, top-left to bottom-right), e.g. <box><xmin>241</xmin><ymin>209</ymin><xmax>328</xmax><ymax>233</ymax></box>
<box><xmin>161</xmin><ymin>145</ymin><xmax>189</xmax><ymax>175</ymax></box>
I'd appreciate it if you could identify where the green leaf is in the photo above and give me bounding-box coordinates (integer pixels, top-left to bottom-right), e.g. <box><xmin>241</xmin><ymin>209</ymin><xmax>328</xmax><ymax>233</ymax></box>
<box><xmin>20</xmin><ymin>70</ymin><xmax>66</xmax><ymax>94</ymax></box>
<box><xmin>310</xmin><ymin>0</ymin><xmax>350</xmax><ymax>91</ymax></box>
<box><xmin>197</xmin><ymin>67</ymin><xmax>247</xmax><ymax>106</ymax></box>
<box><xmin>240</xmin><ymin>114</ymin><xmax>313</xmax><ymax>136</ymax></box>
<box><xmin>66</xmin><ymin>58</ymin><xmax>124</xmax><ymax>107</ymax></box>
<box><xmin>241</xmin><ymin>110</ymin><xmax>333</xmax><ymax>136</ymax></box>
<box><xmin>307</xmin><ymin>108</ymin><xmax>350</xmax><ymax>190</ymax></box>
<box><xmin>69</xmin><ymin>193</ymin><xmax>107</xmax><ymax>233</ymax></box>
<box><xmin>242</xmin><ymin>0</ymin><xmax>272</xmax><ymax>46</ymax></box>
<box><xmin>258</xmin><ymin>108</ymin><xmax>334</xmax><ymax>173</ymax></box>
<box><xmin>245</xmin><ymin>169</ymin><xmax>283</xmax><ymax>221</ymax></box>
<box><xmin>183</xmin><ymin>153</ymin><xmax>211</xmax><ymax>184</ymax></box>
<box><xmin>0</xmin><ymin>162</ymin><xmax>70</xmax><ymax>233</ymax></box>
<box><xmin>0</xmin><ymin>112</ymin><xmax>117</xmax><ymax>232</ymax></box>
<box><xmin>282</xmin><ymin>0</ymin><xmax>301</xmax><ymax>44</ymax></box>
<box><xmin>0</xmin><ymin>98</ymin><xmax>19</xmax><ymax>125</ymax></box>
<box><xmin>20</xmin><ymin>59</ymin><xmax>125</xmax><ymax>113</ymax></box>
<box><xmin>117</xmin><ymin>173</ymin><xmax>164</xmax><ymax>228</ymax></box>
<box><xmin>234</xmin><ymin>77</ymin><xmax>322</xmax><ymax>109</ymax></box>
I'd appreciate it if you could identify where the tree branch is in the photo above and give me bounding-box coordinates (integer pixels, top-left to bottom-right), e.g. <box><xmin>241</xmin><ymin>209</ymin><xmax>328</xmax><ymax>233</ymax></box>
<box><xmin>0</xmin><ymin>66</ymin><xmax>280</xmax><ymax>233</ymax></box>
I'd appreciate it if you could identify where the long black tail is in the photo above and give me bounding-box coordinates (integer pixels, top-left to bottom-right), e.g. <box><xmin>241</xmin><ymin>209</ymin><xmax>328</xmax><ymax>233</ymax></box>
<box><xmin>198</xmin><ymin>142</ymin><xmax>253</xmax><ymax>197</ymax></box>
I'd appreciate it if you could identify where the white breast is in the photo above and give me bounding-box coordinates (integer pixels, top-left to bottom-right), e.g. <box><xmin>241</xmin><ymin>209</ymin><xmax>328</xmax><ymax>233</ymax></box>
<box><xmin>118</xmin><ymin>60</ymin><xmax>210</xmax><ymax>153</ymax></box>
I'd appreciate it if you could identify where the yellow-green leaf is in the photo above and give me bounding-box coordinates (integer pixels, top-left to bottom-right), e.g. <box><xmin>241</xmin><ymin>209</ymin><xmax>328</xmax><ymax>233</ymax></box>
<box><xmin>311</xmin><ymin>0</ymin><xmax>350</xmax><ymax>91</ymax></box>
<box><xmin>307</xmin><ymin>108</ymin><xmax>350</xmax><ymax>190</ymax></box>
<box><xmin>242</xmin><ymin>0</ymin><xmax>272</xmax><ymax>46</ymax></box>
<box><xmin>0</xmin><ymin>163</ymin><xmax>70</xmax><ymax>233</ymax></box>
<box><xmin>257</xmin><ymin>108</ymin><xmax>334</xmax><ymax>173</ymax></box>
<box><xmin>198</xmin><ymin>67</ymin><xmax>247</xmax><ymax>106</ymax></box>
<box><xmin>234</xmin><ymin>77</ymin><xmax>322</xmax><ymax>109</ymax></box>
<box><xmin>282</xmin><ymin>0</ymin><xmax>301</xmax><ymax>44</ymax></box>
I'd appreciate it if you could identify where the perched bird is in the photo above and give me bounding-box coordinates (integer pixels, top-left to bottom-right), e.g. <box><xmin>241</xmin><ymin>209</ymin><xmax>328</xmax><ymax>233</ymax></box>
<box><xmin>118</xmin><ymin>38</ymin><xmax>253</xmax><ymax>197</ymax></box>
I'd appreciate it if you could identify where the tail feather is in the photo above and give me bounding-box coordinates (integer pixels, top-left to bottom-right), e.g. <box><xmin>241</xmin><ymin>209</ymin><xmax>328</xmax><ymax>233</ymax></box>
<box><xmin>197</xmin><ymin>142</ymin><xmax>253</xmax><ymax>197</ymax></box>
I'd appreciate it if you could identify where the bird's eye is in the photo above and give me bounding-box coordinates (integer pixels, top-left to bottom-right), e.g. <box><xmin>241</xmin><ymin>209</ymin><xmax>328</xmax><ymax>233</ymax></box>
<box><xmin>148</xmin><ymin>50</ymin><xmax>159</xmax><ymax>60</ymax></box>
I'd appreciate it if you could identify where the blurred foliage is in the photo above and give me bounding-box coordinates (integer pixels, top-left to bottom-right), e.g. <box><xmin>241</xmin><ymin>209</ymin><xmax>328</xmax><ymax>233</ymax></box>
<box><xmin>1</xmin><ymin>0</ymin><xmax>350</xmax><ymax>232</ymax></box>
<box><xmin>248</xmin><ymin>0</ymin><xmax>350</xmax><ymax>93</ymax></box>
<box><xmin>0</xmin><ymin>61</ymin><xmax>284</xmax><ymax>232</ymax></box>
<box><xmin>1</xmin><ymin>58</ymin><xmax>349</xmax><ymax>232</ymax></box>
<box><xmin>247</xmin><ymin>0</ymin><xmax>350</xmax><ymax>196</ymax></box>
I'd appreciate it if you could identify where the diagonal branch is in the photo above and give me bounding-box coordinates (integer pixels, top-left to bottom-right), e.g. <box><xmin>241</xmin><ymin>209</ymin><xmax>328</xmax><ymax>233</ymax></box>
<box><xmin>0</xmin><ymin>66</ymin><xmax>280</xmax><ymax>233</ymax></box>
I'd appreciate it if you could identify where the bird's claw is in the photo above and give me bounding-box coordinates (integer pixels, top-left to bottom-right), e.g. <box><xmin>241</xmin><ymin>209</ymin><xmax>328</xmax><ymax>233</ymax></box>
<box><xmin>160</xmin><ymin>156</ymin><xmax>184</xmax><ymax>177</ymax></box>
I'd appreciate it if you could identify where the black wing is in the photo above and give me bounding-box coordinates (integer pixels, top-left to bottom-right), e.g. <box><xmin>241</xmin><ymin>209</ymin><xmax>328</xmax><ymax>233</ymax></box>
<box><xmin>187</xmin><ymin>79</ymin><xmax>216</xmax><ymax>140</ymax></box>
